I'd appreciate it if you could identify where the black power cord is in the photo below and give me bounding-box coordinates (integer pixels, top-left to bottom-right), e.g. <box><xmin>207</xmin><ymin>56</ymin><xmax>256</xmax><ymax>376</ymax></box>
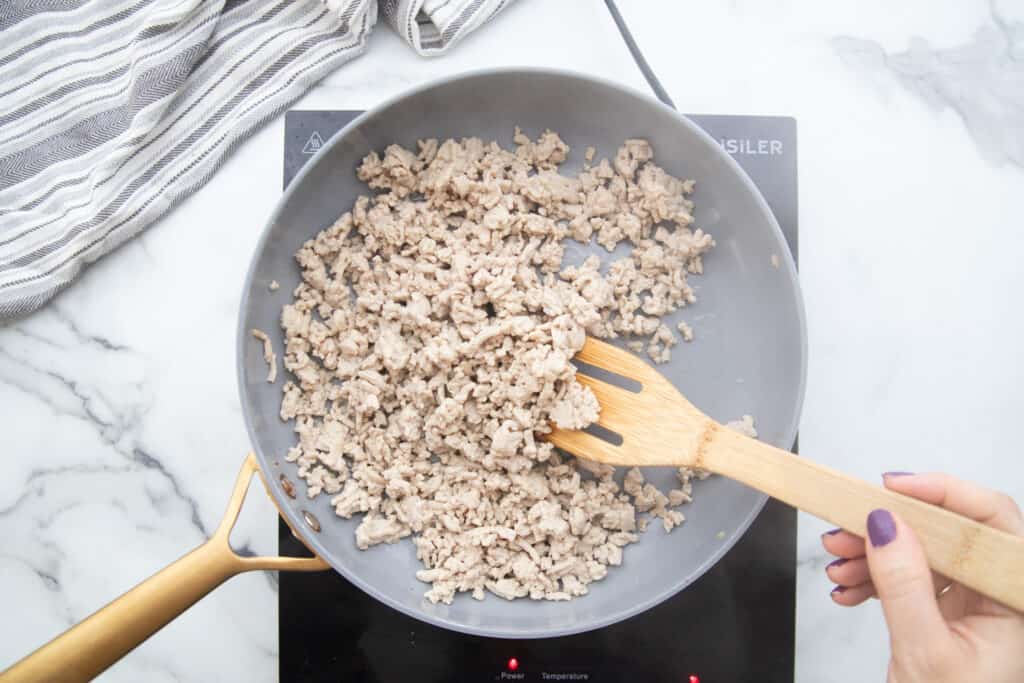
<box><xmin>604</xmin><ymin>0</ymin><xmax>675</xmax><ymax>108</ymax></box>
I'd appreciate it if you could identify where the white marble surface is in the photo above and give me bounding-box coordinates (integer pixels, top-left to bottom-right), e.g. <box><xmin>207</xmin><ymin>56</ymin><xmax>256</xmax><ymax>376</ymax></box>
<box><xmin>2</xmin><ymin>1</ymin><xmax>1022</xmax><ymax>681</ymax></box>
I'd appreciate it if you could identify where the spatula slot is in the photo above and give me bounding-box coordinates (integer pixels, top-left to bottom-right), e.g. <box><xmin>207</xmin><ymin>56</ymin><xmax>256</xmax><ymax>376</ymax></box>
<box><xmin>573</xmin><ymin>359</ymin><xmax>642</xmax><ymax>393</ymax></box>
<box><xmin>582</xmin><ymin>422</ymin><xmax>624</xmax><ymax>446</ymax></box>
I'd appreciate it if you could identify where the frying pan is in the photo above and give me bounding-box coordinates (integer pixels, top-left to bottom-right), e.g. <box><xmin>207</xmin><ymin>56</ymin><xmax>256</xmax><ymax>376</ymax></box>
<box><xmin>2</xmin><ymin>69</ymin><xmax>806</xmax><ymax>681</ymax></box>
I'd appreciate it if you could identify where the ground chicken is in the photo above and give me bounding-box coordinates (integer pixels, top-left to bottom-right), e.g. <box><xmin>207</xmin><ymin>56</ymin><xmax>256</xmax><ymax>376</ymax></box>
<box><xmin>278</xmin><ymin>129</ymin><xmax>745</xmax><ymax>604</ymax></box>
<box><xmin>251</xmin><ymin>329</ymin><xmax>277</xmax><ymax>383</ymax></box>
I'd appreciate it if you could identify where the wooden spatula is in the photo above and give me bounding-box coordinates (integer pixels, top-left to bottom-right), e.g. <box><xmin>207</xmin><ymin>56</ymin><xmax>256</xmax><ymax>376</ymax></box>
<box><xmin>548</xmin><ymin>337</ymin><xmax>1024</xmax><ymax>613</ymax></box>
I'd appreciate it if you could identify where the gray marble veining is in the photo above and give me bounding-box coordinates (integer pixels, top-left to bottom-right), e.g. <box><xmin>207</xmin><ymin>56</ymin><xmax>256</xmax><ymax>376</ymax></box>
<box><xmin>833</xmin><ymin>6</ymin><xmax>1024</xmax><ymax>167</ymax></box>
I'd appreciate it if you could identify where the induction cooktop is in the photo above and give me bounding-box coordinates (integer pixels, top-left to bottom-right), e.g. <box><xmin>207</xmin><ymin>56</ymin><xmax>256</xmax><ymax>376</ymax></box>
<box><xmin>278</xmin><ymin>109</ymin><xmax>799</xmax><ymax>683</ymax></box>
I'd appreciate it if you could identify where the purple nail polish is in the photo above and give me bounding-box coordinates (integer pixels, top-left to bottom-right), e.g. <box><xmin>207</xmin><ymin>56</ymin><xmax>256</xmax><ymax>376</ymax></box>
<box><xmin>827</xmin><ymin>558</ymin><xmax>847</xmax><ymax>570</ymax></box>
<box><xmin>867</xmin><ymin>509</ymin><xmax>897</xmax><ymax>547</ymax></box>
<box><xmin>830</xmin><ymin>585</ymin><xmax>846</xmax><ymax>595</ymax></box>
<box><xmin>883</xmin><ymin>471</ymin><xmax>913</xmax><ymax>477</ymax></box>
<box><xmin>823</xmin><ymin>528</ymin><xmax>841</xmax><ymax>536</ymax></box>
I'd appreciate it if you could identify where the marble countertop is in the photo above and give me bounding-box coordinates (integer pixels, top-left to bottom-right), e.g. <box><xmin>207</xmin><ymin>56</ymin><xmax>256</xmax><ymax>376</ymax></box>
<box><xmin>3</xmin><ymin>1</ymin><xmax>1022</xmax><ymax>681</ymax></box>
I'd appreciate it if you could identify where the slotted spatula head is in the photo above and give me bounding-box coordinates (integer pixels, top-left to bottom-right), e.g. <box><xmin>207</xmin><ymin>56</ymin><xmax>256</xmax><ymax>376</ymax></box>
<box><xmin>547</xmin><ymin>337</ymin><xmax>717</xmax><ymax>468</ymax></box>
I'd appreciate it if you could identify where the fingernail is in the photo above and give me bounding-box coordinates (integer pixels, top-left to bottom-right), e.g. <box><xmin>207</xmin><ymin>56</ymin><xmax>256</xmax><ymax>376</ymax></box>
<box><xmin>830</xmin><ymin>585</ymin><xmax>846</xmax><ymax>595</ymax></box>
<box><xmin>867</xmin><ymin>509</ymin><xmax>897</xmax><ymax>547</ymax></box>
<box><xmin>883</xmin><ymin>471</ymin><xmax>913</xmax><ymax>477</ymax></box>
<box><xmin>823</xmin><ymin>528</ymin><xmax>841</xmax><ymax>536</ymax></box>
<box><xmin>826</xmin><ymin>558</ymin><xmax>847</xmax><ymax>570</ymax></box>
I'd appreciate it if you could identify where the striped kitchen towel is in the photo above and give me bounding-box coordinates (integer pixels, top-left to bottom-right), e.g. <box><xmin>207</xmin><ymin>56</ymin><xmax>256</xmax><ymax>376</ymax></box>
<box><xmin>0</xmin><ymin>0</ymin><xmax>513</xmax><ymax>319</ymax></box>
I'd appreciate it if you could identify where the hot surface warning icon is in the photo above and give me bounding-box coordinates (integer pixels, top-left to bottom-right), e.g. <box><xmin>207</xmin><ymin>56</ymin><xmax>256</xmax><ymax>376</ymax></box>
<box><xmin>302</xmin><ymin>131</ymin><xmax>325</xmax><ymax>155</ymax></box>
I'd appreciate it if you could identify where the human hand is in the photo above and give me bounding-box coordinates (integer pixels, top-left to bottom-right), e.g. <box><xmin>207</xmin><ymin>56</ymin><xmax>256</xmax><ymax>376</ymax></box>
<box><xmin>821</xmin><ymin>472</ymin><xmax>1024</xmax><ymax>683</ymax></box>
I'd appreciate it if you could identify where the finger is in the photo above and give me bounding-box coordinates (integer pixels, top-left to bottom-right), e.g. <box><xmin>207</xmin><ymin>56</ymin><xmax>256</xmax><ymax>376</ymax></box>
<box><xmin>821</xmin><ymin>529</ymin><xmax>866</xmax><ymax>558</ymax></box>
<box><xmin>826</xmin><ymin>557</ymin><xmax>871</xmax><ymax>587</ymax></box>
<box><xmin>865</xmin><ymin>508</ymin><xmax>952</xmax><ymax>654</ymax></box>
<box><xmin>830</xmin><ymin>581</ymin><xmax>876</xmax><ymax>607</ymax></box>
<box><xmin>882</xmin><ymin>472</ymin><xmax>1024</xmax><ymax>534</ymax></box>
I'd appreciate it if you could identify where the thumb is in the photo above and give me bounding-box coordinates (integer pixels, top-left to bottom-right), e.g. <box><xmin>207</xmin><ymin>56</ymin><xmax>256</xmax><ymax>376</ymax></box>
<box><xmin>865</xmin><ymin>509</ymin><xmax>952</xmax><ymax>655</ymax></box>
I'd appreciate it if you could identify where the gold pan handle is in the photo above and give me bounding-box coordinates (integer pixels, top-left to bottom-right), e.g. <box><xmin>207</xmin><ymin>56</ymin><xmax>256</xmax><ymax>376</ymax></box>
<box><xmin>1</xmin><ymin>454</ymin><xmax>327</xmax><ymax>683</ymax></box>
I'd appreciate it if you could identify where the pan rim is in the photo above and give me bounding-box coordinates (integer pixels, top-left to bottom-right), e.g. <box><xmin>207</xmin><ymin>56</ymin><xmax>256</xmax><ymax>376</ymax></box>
<box><xmin>236</xmin><ymin>65</ymin><xmax>808</xmax><ymax>639</ymax></box>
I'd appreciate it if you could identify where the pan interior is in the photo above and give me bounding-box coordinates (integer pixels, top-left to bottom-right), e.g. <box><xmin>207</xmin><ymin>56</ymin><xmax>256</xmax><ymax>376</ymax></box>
<box><xmin>237</xmin><ymin>69</ymin><xmax>806</xmax><ymax>639</ymax></box>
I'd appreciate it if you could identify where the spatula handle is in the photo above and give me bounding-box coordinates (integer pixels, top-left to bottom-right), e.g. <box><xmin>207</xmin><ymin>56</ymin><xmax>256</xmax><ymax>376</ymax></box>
<box><xmin>706</xmin><ymin>428</ymin><xmax>1024</xmax><ymax>613</ymax></box>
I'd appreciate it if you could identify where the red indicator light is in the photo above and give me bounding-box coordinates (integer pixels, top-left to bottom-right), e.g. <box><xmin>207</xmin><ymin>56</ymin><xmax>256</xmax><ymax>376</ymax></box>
<box><xmin>689</xmin><ymin>675</ymin><xmax>700</xmax><ymax>683</ymax></box>
<box><xmin>507</xmin><ymin>658</ymin><xmax>519</xmax><ymax>672</ymax></box>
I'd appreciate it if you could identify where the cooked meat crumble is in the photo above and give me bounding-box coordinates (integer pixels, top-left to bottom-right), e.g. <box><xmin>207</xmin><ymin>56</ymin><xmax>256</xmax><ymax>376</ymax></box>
<box><xmin>278</xmin><ymin>129</ymin><xmax>740</xmax><ymax>604</ymax></box>
<box><xmin>251</xmin><ymin>329</ymin><xmax>277</xmax><ymax>383</ymax></box>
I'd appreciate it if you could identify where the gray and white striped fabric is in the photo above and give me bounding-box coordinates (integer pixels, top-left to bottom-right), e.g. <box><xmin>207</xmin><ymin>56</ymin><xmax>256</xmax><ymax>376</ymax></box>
<box><xmin>0</xmin><ymin>0</ymin><xmax>512</xmax><ymax>319</ymax></box>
